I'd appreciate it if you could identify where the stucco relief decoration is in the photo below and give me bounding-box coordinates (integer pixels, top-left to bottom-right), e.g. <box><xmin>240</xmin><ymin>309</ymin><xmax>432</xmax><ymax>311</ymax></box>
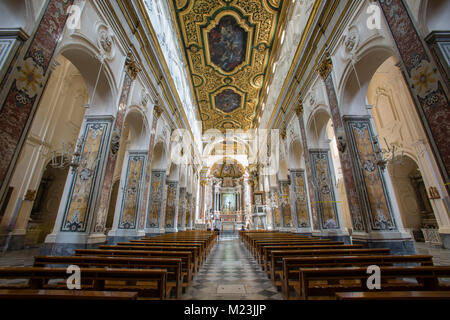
<box><xmin>96</xmin><ymin>23</ymin><xmax>115</xmax><ymax>60</ymax></box>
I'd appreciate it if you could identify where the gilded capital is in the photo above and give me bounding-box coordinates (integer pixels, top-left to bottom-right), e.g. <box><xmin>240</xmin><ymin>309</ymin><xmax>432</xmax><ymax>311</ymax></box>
<box><xmin>125</xmin><ymin>52</ymin><xmax>141</xmax><ymax>80</ymax></box>
<box><xmin>294</xmin><ymin>102</ymin><xmax>303</xmax><ymax>117</ymax></box>
<box><xmin>280</xmin><ymin>127</ymin><xmax>287</xmax><ymax>140</ymax></box>
<box><xmin>153</xmin><ymin>104</ymin><xmax>163</xmax><ymax>119</ymax></box>
<box><xmin>317</xmin><ymin>52</ymin><xmax>333</xmax><ymax>79</ymax></box>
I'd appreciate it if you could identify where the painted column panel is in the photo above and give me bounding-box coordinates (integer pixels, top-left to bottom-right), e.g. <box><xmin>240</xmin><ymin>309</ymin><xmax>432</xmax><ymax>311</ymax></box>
<box><xmin>165</xmin><ymin>180</ymin><xmax>179</xmax><ymax>230</ymax></box>
<box><xmin>61</xmin><ymin>117</ymin><xmax>112</xmax><ymax>232</ymax></box>
<box><xmin>146</xmin><ymin>170</ymin><xmax>166</xmax><ymax>229</ymax></box>
<box><xmin>95</xmin><ymin>73</ymin><xmax>133</xmax><ymax>232</ymax></box>
<box><xmin>278</xmin><ymin>180</ymin><xmax>293</xmax><ymax>228</ymax></box>
<box><xmin>0</xmin><ymin>0</ymin><xmax>74</xmax><ymax>202</ymax></box>
<box><xmin>270</xmin><ymin>187</ymin><xmax>281</xmax><ymax>229</ymax></box>
<box><xmin>378</xmin><ymin>0</ymin><xmax>450</xmax><ymax>194</ymax></box>
<box><xmin>118</xmin><ymin>152</ymin><xmax>146</xmax><ymax>230</ymax></box>
<box><xmin>310</xmin><ymin>150</ymin><xmax>340</xmax><ymax>230</ymax></box>
<box><xmin>177</xmin><ymin>187</ymin><xmax>186</xmax><ymax>229</ymax></box>
<box><xmin>344</xmin><ymin>117</ymin><xmax>396</xmax><ymax>231</ymax></box>
<box><xmin>290</xmin><ymin>169</ymin><xmax>311</xmax><ymax>228</ymax></box>
<box><xmin>185</xmin><ymin>192</ymin><xmax>191</xmax><ymax>229</ymax></box>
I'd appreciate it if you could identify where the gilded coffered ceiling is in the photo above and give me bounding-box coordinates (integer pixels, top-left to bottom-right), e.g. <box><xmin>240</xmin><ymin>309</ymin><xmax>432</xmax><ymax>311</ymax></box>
<box><xmin>170</xmin><ymin>0</ymin><xmax>287</xmax><ymax>132</ymax></box>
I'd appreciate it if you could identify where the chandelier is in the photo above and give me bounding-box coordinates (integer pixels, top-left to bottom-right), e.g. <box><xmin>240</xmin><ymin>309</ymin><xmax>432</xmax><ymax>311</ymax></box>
<box><xmin>373</xmin><ymin>136</ymin><xmax>404</xmax><ymax>171</ymax></box>
<box><xmin>48</xmin><ymin>53</ymin><xmax>107</xmax><ymax>174</ymax></box>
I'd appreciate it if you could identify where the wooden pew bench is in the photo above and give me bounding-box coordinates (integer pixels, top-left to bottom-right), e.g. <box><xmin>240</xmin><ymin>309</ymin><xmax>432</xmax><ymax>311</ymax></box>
<box><xmin>282</xmin><ymin>255</ymin><xmax>434</xmax><ymax>299</ymax></box>
<box><xmin>335</xmin><ymin>291</ymin><xmax>450</xmax><ymax>300</ymax></box>
<box><xmin>0</xmin><ymin>267</ymin><xmax>168</xmax><ymax>300</ymax></box>
<box><xmin>33</xmin><ymin>256</ymin><xmax>183</xmax><ymax>299</ymax></box>
<box><xmin>75</xmin><ymin>249</ymin><xmax>194</xmax><ymax>284</ymax></box>
<box><xmin>298</xmin><ymin>266</ymin><xmax>450</xmax><ymax>300</ymax></box>
<box><xmin>98</xmin><ymin>245</ymin><xmax>200</xmax><ymax>273</ymax></box>
<box><xmin>259</xmin><ymin>242</ymin><xmax>350</xmax><ymax>269</ymax></box>
<box><xmin>0</xmin><ymin>289</ymin><xmax>138</xmax><ymax>300</ymax></box>
<box><xmin>264</xmin><ymin>244</ymin><xmax>365</xmax><ymax>274</ymax></box>
<box><xmin>269</xmin><ymin>248</ymin><xmax>391</xmax><ymax>284</ymax></box>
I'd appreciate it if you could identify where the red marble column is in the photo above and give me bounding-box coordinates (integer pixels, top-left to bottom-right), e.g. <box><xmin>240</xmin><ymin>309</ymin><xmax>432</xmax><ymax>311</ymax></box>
<box><xmin>0</xmin><ymin>0</ymin><xmax>74</xmax><ymax>204</ymax></box>
<box><xmin>378</xmin><ymin>0</ymin><xmax>450</xmax><ymax>195</ymax></box>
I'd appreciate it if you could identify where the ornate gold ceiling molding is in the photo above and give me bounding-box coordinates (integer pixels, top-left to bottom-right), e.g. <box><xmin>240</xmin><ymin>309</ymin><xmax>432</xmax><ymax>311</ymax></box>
<box><xmin>171</xmin><ymin>0</ymin><xmax>286</xmax><ymax>132</ymax></box>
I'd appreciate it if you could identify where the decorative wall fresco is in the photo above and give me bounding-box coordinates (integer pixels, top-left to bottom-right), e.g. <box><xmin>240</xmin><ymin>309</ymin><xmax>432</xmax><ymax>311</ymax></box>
<box><xmin>118</xmin><ymin>152</ymin><xmax>146</xmax><ymax>230</ymax></box>
<box><xmin>0</xmin><ymin>0</ymin><xmax>74</xmax><ymax>202</ymax></box>
<box><xmin>95</xmin><ymin>73</ymin><xmax>133</xmax><ymax>232</ymax></box>
<box><xmin>310</xmin><ymin>150</ymin><xmax>339</xmax><ymax>230</ymax></box>
<box><xmin>178</xmin><ymin>187</ymin><xmax>186</xmax><ymax>228</ymax></box>
<box><xmin>344</xmin><ymin>117</ymin><xmax>396</xmax><ymax>231</ymax></box>
<box><xmin>323</xmin><ymin>73</ymin><xmax>366</xmax><ymax>231</ymax></box>
<box><xmin>270</xmin><ymin>188</ymin><xmax>281</xmax><ymax>228</ymax></box>
<box><xmin>61</xmin><ymin>119</ymin><xmax>111</xmax><ymax>232</ymax></box>
<box><xmin>279</xmin><ymin>180</ymin><xmax>293</xmax><ymax>228</ymax></box>
<box><xmin>290</xmin><ymin>170</ymin><xmax>310</xmax><ymax>228</ymax></box>
<box><xmin>165</xmin><ymin>180</ymin><xmax>179</xmax><ymax>228</ymax></box>
<box><xmin>214</xmin><ymin>89</ymin><xmax>242</xmax><ymax>113</ymax></box>
<box><xmin>147</xmin><ymin>170</ymin><xmax>166</xmax><ymax>228</ymax></box>
<box><xmin>208</xmin><ymin>15</ymin><xmax>248</xmax><ymax>73</ymax></box>
<box><xmin>378</xmin><ymin>0</ymin><xmax>450</xmax><ymax>194</ymax></box>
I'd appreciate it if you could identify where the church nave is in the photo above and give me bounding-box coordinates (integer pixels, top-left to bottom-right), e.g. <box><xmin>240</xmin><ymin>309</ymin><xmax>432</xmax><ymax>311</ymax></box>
<box><xmin>182</xmin><ymin>236</ymin><xmax>282</xmax><ymax>300</ymax></box>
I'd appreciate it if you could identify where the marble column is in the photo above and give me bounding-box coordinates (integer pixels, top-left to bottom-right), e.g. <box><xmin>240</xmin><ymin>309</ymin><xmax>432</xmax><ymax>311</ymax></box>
<box><xmin>270</xmin><ymin>187</ymin><xmax>281</xmax><ymax>230</ymax></box>
<box><xmin>278</xmin><ymin>180</ymin><xmax>293</xmax><ymax>231</ymax></box>
<box><xmin>319</xmin><ymin>53</ymin><xmax>413</xmax><ymax>253</ymax></box>
<box><xmin>177</xmin><ymin>187</ymin><xmax>186</xmax><ymax>231</ymax></box>
<box><xmin>378</xmin><ymin>0</ymin><xmax>450</xmax><ymax>248</ymax></box>
<box><xmin>289</xmin><ymin>169</ymin><xmax>312</xmax><ymax>234</ymax></box>
<box><xmin>145</xmin><ymin>170</ymin><xmax>166</xmax><ymax>234</ymax></box>
<box><xmin>0</xmin><ymin>0</ymin><xmax>74</xmax><ymax>205</ymax></box>
<box><xmin>107</xmin><ymin>151</ymin><xmax>147</xmax><ymax>243</ymax></box>
<box><xmin>94</xmin><ymin>55</ymin><xmax>138</xmax><ymax>235</ymax></box>
<box><xmin>139</xmin><ymin>105</ymin><xmax>163</xmax><ymax>232</ymax></box>
<box><xmin>164</xmin><ymin>180</ymin><xmax>179</xmax><ymax>233</ymax></box>
<box><xmin>296</xmin><ymin>106</ymin><xmax>320</xmax><ymax>231</ymax></box>
<box><xmin>378</xmin><ymin>0</ymin><xmax>449</xmax><ymax>197</ymax></box>
<box><xmin>43</xmin><ymin>115</ymin><xmax>114</xmax><ymax>255</ymax></box>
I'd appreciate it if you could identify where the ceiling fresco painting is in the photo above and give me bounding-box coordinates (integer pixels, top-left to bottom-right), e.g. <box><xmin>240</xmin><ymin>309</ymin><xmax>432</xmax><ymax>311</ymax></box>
<box><xmin>208</xmin><ymin>15</ymin><xmax>248</xmax><ymax>73</ymax></box>
<box><xmin>210</xmin><ymin>159</ymin><xmax>245</xmax><ymax>178</ymax></box>
<box><xmin>214</xmin><ymin>88</ymin><xmax>242</xmax><ymax>113</ymax></box>
<box><xmin>170</xmin><ymin>0</ymin><xmax>286</xmax><ymax>132</ymax></box>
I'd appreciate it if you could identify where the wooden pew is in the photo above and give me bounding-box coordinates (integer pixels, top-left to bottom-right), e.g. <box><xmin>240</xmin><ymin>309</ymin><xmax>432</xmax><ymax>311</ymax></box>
<box><xmin>0</xmin><ymin>267</ymin><xmax>168</xmax><ymax>300</ymax></box>
<box><xmin>259</xmin><ymin>242</ymin><xmax>348</xmax><ymax>268</ymax></box>
<box><xmin>336</xmin><ymin>291</ymin><xmax>450</xmax><ymax>300</ymax></box>
<box><xmin>269</xmin><ymin>248</ymin><xmax>391</xmax><ymax>283</ymax></box>
<box><xmin>116</xmin><ymin>242</ymin><xmax>206</xmax><ymax>263</ymax></box>
<box><xmin>98</xmin><ymin>245</ymin><xmax>200</xmax><ymax>272</ymax></box>
<box><xmin>298</xmin><ymin>266</ymin><xmax>450</xmax><ymax>300</ymax></box>
<box><xmin>33</xmin><ymin>255</ymin><xmax>183</xmax><ymax>299</ymax></box>
<box><xmin>0</xmin><ymin>289</ymin><xmax>138</xmax><ymax>300</ymax></box>
<box><xmin>75</xmin><ymin>249</ymin><xmax>194</xmax><ymax>283</ymax></box>
<box><xmin>264</xmin><ymin>244</ymin><xmax>365</xmax><ymax>274</ymax></box>
<box><xmin>281</xmin><ymin>255</ymin><xmax>434</xmax><ymax>299</ymax></box>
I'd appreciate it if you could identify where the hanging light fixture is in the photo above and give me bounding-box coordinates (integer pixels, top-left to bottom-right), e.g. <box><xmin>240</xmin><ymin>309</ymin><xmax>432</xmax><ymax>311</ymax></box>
<box><xmin>48</xmin><ymin>53</ymin><xmax>107</xmax><ymax>174</ymax></box>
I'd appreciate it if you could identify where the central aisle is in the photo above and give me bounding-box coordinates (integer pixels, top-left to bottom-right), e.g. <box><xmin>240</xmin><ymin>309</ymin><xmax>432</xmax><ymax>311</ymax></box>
<box><xmin>182</xmin><ymin>235</ymin><xmax>282</xmax><ymax>300</ymax></box>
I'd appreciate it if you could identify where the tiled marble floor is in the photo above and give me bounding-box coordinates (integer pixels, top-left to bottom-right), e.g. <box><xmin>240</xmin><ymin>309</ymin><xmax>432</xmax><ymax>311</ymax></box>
<box><xmin>181</xmin><ymin>235</ymin><xmax>283</xmax><ymax>300</ymax></box>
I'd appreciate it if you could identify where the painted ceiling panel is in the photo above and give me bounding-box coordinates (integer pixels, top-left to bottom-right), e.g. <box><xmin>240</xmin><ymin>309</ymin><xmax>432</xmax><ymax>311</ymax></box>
<box><xmin>171</xmin><ymin>0</ymin><xmax>285</xmax><ymax>132</ymax></box>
